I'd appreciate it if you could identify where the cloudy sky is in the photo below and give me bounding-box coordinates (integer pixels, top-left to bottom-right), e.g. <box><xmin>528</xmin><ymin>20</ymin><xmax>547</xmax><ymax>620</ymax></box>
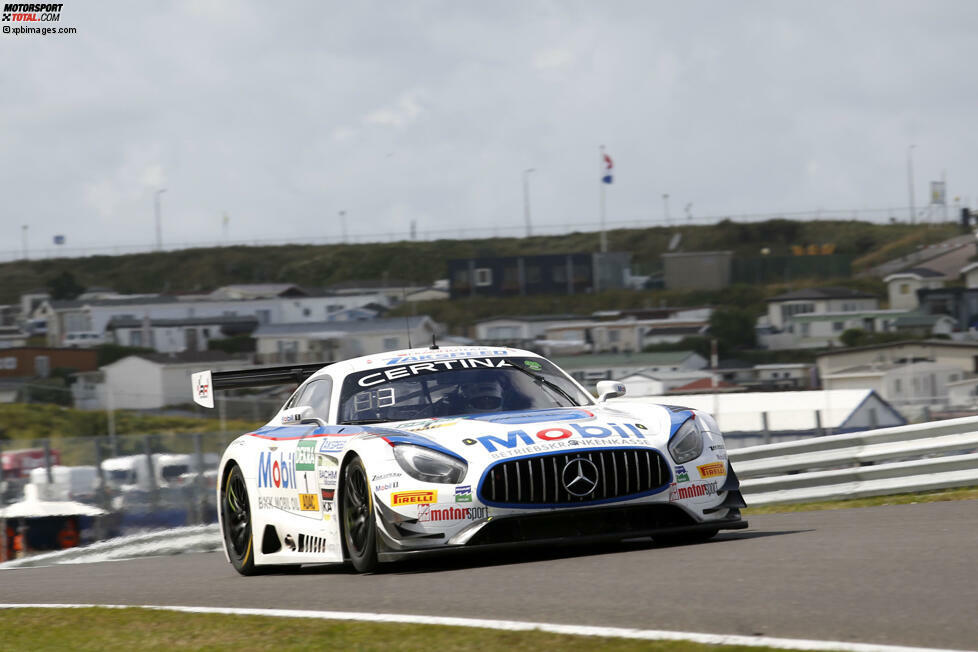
<box><xmin>2</xmin><ymin>1</ymin><xmax>977</xmax><ymax>257</ymax></box>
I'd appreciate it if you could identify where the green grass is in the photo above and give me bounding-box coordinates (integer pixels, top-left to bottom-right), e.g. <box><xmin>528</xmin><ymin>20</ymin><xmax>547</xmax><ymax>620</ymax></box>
<box><xmin>743</xmin><ymin>486</ymin><xmax>978</xmax><ymax>515</ymax></box>
<box><xmin>0</xmin><ymin>403</ymin><xmax>263</xmax><ymax>440</ymax></box>
<box><xmin>0</xmin><ymin>607</ymin><xmax>807</xmax><ymax>651</ymax></box>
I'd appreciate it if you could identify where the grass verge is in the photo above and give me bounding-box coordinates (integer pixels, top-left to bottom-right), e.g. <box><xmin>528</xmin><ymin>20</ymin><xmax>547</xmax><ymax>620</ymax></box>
<box><xmin>0</xmin><ymin>607</ymin><xmax>809</xmax><ymax>651</ymax></box>
<box><xmin>743</xmin><ymin>486</ymin><xmax>978</xmax><ymax>515</ymax></box>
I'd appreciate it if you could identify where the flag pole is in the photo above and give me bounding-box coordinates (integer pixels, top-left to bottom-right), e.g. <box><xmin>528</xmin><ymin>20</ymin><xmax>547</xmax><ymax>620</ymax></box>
<box><xmin>599</xmin><ymin>145</ymin><xmax>608</xmax><ymax>254</ymax></box>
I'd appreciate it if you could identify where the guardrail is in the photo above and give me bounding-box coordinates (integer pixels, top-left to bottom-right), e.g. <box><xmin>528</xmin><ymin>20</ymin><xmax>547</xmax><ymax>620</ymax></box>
<box><xmin>728</xmin><ymin>416</ymin><xmax>978</xmax><ymax>506</ymax></box>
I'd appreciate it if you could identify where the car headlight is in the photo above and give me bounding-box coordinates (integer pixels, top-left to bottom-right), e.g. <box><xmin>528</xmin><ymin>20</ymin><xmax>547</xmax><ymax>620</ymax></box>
<box><xmin>668</xmin><ymin>419</ymin><xmax>704</xmax><ymax>464</ymax></box>
<box><xmin>393</xmin><ymin>445</ymin><xmax>467</xmax><ymax>484</ymax></box>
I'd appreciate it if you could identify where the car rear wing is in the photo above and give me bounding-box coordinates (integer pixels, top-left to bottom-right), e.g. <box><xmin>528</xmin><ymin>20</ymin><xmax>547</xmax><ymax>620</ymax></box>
<box><xmin>191</xmin><ymin>363</ymin><xmax>327</xmax><ymax>409</ymax></box>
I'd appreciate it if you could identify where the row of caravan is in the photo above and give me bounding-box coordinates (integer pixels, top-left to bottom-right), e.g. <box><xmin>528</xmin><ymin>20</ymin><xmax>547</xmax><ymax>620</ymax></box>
<box><xmin>25</xmin><ymin>453</ymin><xmax>220</xmax><ymax>503</ymax></box>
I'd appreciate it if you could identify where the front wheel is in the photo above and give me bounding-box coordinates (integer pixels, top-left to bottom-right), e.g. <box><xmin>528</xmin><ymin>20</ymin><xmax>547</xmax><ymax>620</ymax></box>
<box><xmin>342</xmin><ymin>456</ymin><xmax>378</xmax><ymax>572</ymax></box>
<box><xmin>221</xmin><ymin>464</ymin><xmax>259</xmax><ymax>575</ymax></box>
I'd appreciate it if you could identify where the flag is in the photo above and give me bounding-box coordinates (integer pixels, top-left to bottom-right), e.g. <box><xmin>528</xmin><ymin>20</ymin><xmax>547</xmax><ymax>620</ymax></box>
<box><xmin>602</xmin><ymin>151</ymin><xmax>613</xmax><ymax>184</ymax></box>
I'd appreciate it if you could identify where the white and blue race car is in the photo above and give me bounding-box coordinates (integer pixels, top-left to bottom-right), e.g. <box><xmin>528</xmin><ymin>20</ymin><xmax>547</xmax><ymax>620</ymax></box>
<box><xmin>192</xmin><ymin>345</ymin><xmax>746</xmax><ymax>575</ymax></box>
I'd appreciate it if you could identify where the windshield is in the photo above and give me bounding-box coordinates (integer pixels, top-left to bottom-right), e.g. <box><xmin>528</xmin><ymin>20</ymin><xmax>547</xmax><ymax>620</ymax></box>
<box><xmin>338</xmin><ymin>356</ymin><xmax>592</xmax><ymax>424</ymax></box>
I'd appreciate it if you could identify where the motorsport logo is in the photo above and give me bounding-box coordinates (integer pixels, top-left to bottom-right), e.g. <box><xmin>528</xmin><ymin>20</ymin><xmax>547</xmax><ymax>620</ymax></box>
<box><xmin>2</xmin><ymin>3</ymin><xmax>62</xmax><ymax>21</ymax></box>
<box><xmin>669</xmin><ymin>481</ymin><xmax>718</xmax><ymax>501</ymax></box>
<box><xmin>417</xmin><ymin>504</ymin><xmax>489</xmax><ymax>523</ymax></box>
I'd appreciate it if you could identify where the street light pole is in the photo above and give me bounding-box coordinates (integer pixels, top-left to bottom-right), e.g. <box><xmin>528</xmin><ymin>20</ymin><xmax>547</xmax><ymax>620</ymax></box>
<box><xmin>154</xmin><ymin>188</ymin><xmax>167</xmax><ymax>251</ymax></box>
<box><xmin>662</xmin><ymin>193</ymin><xmax>671</xmax><ymax>225</ymax></box>
<box><xmin>907</xmin><ymin>145</ymin><xmax>916</xmax><ymax>224</ymax></box>
<box><xmin>338</xmin><ymin>211</ymin><xmax>348</xmax><ymax>243</ymax></box>
<box><xmin>21</xmin><ymin>225</ymin><xmax>28</xmax><ymax>260</ymax></box>
<box><xmin>522</xmin><ymin>168</ymin><xmax>535</xmax><ymax>237</ymax></box>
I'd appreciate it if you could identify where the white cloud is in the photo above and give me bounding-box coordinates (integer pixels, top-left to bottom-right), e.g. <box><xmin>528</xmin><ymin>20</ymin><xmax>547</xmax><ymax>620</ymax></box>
<box><xmin>331</xmin><ymin>126</ymin><xmax>358</xmax><ymax>143</ymax></box>
<box><xmin>363</xmin><ymin>91</ymin><xmax>425</xmax><ymax>128</ymax></box>
<box><xmin>532</xmin><ymin>48</ymin><xmax>574</xmax><ymax>70</ymax></box>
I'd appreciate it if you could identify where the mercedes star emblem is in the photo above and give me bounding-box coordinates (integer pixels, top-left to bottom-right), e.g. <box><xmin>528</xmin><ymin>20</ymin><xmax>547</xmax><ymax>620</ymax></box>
<box><xmin>561</xmin><ymin>457</ymin><xmax>600</xmax><ymax>497</ymax></box>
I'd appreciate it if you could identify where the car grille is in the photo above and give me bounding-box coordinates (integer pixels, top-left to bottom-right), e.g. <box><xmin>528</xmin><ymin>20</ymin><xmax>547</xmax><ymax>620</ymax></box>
<box><xmin>465</xmin><ymin>503</ymin><xmax>695</xmax><ymax>546</ymax></box>
<box><xmin>479</xmin><ymin>448</ymin><xmax>669</xmax><ymax>506</ymax></box>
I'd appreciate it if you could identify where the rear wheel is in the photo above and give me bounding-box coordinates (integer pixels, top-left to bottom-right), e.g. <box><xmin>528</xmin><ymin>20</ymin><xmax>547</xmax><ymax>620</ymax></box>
<box><xmin>221</xmin><ymin>464</ymin><xmax>259</xmax><ymax>576</ymax></box>
<box><xmin>342</xmin><ymin>456</ymin><xmax>378</xmax><ymax>572</ymax></box>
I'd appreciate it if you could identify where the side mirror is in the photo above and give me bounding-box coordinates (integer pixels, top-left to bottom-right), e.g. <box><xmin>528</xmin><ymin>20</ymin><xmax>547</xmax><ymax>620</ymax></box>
<box><xmin>281</xmin><ymin>405</ymin><xmax>323</xmax><ymax>426</ymax></box>
<box><xmin>596</xmin><ymin>380</ymin><xmax>626</xmax><ymax>402</ymax></box>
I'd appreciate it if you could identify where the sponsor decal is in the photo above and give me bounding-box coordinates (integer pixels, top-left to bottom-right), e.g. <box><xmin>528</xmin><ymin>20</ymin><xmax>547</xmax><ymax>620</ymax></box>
<box><xmin>674</xmin><ymin>465</ymin><xmax>690</xmax><ymax>483</ymax></box>
<box><xmin>318</xmin><ymin>438</ymin><xmax>347</xmax><ymax>454</ymax></box>
<box><xmin>282</xmin><ymin>411</ymin><xmax>311</xmax><ymax>424</ymax></box>
<box><xmin>395</xmin><ymin>419</ymin><xmax>458</xmax><ymax>432</ymax></box>
<box><xmin>670</xmin><ymin>481</ymin><xmax>718</xmax><ymax>501</ymax></box>
<box><xmin>318</xmin><ymin>468</ymin><xmax>338</xmax><ymax>486</ymax></box>
<box><xmin>359</xmin><ymin>357</ymin><xmax>513</xmax><ymax>387</ymax></box>
<box><xmin>391</xmin><ymin>490</ymin><xmax>437</xmax><ymax>506</ymax></box>
<box><xmin>709</xmin><ymin>444</ymin><xmax>727</xmax><ymax>460</ymax></box>
<box><xmin>463</xmin><ymin>438</ymin><xmax>477</xmax><ymax>446</ymax></box>
<box><xmin>382</xmin><ymin>349</ymin><xmax>510</xmax><ymax>366</ymax></box>
<box><xmin>298</xmin><ymin>493</ymin><xmax>320</xmax><ymax>511</ymax></box>
<box><xmin>258</xmin><ymin>496</ymin><xmax>294</xmax><ymax>510</ymax></box>
<box><xmin>258</xmin><ymin>451</ymin><xmax>296</xmax><ymax>489</ymax></box>
<box><xmin>374</xmin><ymin>481</ymin><xmax>399</xmax><ymax>492</ymax></box>
<box><xmin>317</xmin><ymin>454</ymin><xmax>338</xmax><ymax>468</ymax></box>
<box><xmin>697</xmin><ymin>462</ymin><xmax>726</xmax><ymax>479</ymax></box>
<box><xmin>296</xmin><ymin>440</ymin><xmax>316</xmax><ymax>471</ymax></box>
<box><xmin>320</xmin><ymin>488</ymin><xmax>335</xmax><ymax>501</ymax></box>
<box><xmin>523</xmin><ymin>360</ymin><xmax>542</xmax><ymax>371</ymax></box>
<box><xmin>477</xmin><ymin>422</ymin><xmax>647</xmax><ymax>453</ymax></box>
<box><xmin>371</xmin><ymin>472</ymin><xmax>401</xmax><ymax>482</ymax></box>
<box><xmin>455</xmin><ymin>485</ymin><xmax>472</xmax><ymax>503</ymax></box>
<box><xmin>417</xmin><ymin>504</ymin><xmax>489</xmax><ymax>523</ymax></box>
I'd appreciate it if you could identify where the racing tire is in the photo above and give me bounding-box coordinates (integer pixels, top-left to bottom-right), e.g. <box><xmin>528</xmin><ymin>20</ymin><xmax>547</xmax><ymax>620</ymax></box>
<box><xmin>342</xmin><ymin>455</ymin><xmax>378</xmax><ymax>573</ymax></box>
<box><xmin>221</xmin><ymin>463</ymin><xmax>260</xmax><ymax>576</ymax></box>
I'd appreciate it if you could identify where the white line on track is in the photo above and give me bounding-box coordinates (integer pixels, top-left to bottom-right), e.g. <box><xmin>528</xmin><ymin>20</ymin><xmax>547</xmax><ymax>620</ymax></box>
<box><xmin>0</xmin><ymin>604</ymin><xmax>973</xmax><ymax>652</ymax></box>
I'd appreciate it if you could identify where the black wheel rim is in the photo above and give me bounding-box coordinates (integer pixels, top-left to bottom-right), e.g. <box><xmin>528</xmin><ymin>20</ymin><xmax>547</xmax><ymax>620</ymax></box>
<box><xmin>343</xmin><ymin>463</ymin><xmax>370</xmax><ymax>555</ymax></box>
<box><xmin>224</xmin><ymin>471</ymin><xmax>251</xmax><ymax>557</ymax></box>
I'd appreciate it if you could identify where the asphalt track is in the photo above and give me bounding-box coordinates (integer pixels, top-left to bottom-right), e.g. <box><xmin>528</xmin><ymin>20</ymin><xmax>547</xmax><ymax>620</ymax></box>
<box><xmin>2</xmin><ymin>501</ymin><xmax>977</xmax><ymax>650</ymax></box>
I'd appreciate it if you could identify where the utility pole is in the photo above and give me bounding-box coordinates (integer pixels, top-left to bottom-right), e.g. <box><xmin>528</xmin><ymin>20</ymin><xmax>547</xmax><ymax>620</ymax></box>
<box><xmin>662</xmin><ymin>193</ymin><xmax>671</xmax><ymax>225</ymax></box>
<box><xmin>522</xmin><ymin>168</ymin><xmax>535</xmax><ymax>237</ymax></box>
<box><xmin>154</xmin><ymin>188</ymin><xmax>167</xmax><ymax>250</ymax></box>
<box><xmin>907</xmin><ymin>145</ymin><xmax>916</xmax><ymax>224</ymax></box>
<box><xmin>339</xmin><ymin>210</ymin><xmax>348</xmax><ymax>243</ymax></box>
<box><xmin>21</xmin><ymin>225</ymin><xmax>28</xmax><ymax>260</ymax></box>
<box><xmin>942</xmin><ymin>169</ymin><xmax>948</xmax><ymax>223</ymax></box>
<box><xmin>599</xmin><ymin>146</ymin><xmax>609</xmax><ymax>254</ymax></box>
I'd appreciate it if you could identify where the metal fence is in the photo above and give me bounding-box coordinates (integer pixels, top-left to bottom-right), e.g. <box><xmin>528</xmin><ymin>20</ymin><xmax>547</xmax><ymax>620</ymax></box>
<box><xmin>729</xmin><ymin>416</ymin><xmax>978</xmax><ymax>506</ymax></box>
<box><xmin>1</xmin><ymin>207</ymin><xmax>958</xmax><ymax>263</ymax></box>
